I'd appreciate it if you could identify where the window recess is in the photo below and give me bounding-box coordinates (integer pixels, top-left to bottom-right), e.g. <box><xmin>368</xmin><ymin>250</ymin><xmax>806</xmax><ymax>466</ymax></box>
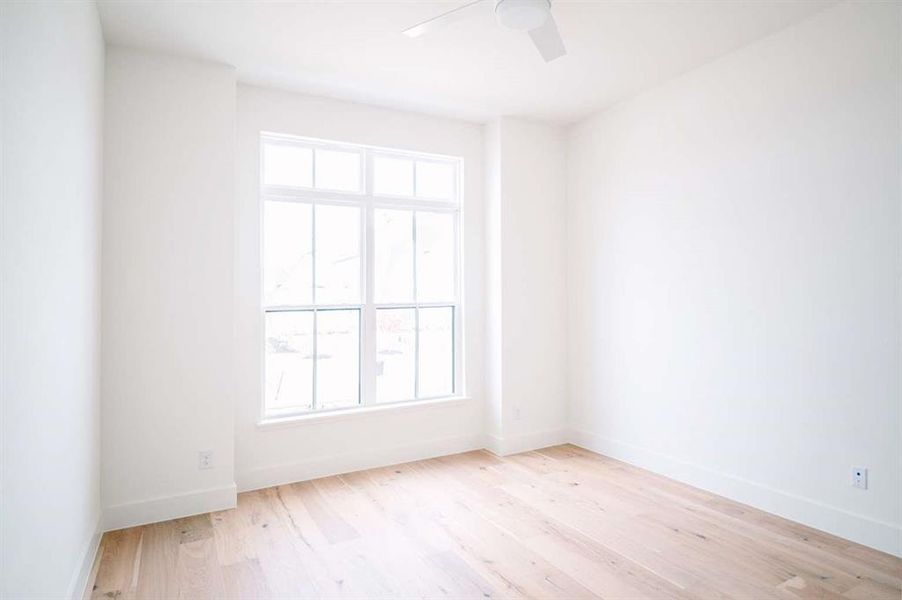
<box><xmin>261</xmin><ymin>133</ymin><xmax>462</xmax><ymax>418</ymax></box>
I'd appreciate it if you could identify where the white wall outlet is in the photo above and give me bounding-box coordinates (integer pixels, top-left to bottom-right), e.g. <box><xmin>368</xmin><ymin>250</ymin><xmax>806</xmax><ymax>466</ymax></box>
<box><xmin>513</xmin><ymin>406</ymin><xmax>522</xmax><ymax>421</ymax></box>
<box><xmin>199</xmin><ymin>450</ymin><xmax>213</xmax><ymax>470</ymax></box>
<box><xmin>851</xmin><ymin>466</ymin><xmax>867</xmax><ymax>489</ymax></box>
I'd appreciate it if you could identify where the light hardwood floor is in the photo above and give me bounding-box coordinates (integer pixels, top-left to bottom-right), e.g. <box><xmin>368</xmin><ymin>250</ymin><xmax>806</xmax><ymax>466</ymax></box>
<box><xmin>88</xmin><ymin>445</ymin><xmax>902</xmax><ymax>599</ymax></box>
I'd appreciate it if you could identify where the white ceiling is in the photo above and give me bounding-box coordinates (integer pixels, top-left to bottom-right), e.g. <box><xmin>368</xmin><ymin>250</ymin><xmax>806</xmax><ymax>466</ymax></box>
<box><xmin>97</xmin><ymin>0</ymin><xmax>834</xmax><ymax>124</ymax></box>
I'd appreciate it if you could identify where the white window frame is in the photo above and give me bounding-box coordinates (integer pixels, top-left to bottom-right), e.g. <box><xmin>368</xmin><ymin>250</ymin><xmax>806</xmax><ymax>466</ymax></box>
<box><xmin>260</xmin><ymin>132</ymin><xmax>464</xmax><ymax>419</ymax></box>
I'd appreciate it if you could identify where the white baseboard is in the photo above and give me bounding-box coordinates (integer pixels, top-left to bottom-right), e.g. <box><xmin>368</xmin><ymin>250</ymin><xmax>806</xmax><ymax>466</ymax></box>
<box><xmin>103</xmin><ymin>483</ymin><xmax>238</xmax><ymax>532</ymax></box>
<box><xmin>237</xmin><ymin>433</ymin><xmax>486</xmax><ymax>492</ymax></box>
<box><xmin>486</xmin><ymin>428</ymin><xmax>569</xmax><ymax>456</ymax></box>
<box><xmin>569</xmin><ymin>428</ymin><xmax>902</xmax><ymax>558</ymax></box>
<box><xmin>485</xmin><ymin>433</ymin><xmax>505</xmax><ymax>455</ymax></box>
<box><xmin>67</xmin><ymin>514</ymin><xmax>103</xmax><ymax>600</ymax></box>
<box><xmin>95</xmin><ymin>429</ymin><xmax>900</xmax><ymax>560</ymax></box>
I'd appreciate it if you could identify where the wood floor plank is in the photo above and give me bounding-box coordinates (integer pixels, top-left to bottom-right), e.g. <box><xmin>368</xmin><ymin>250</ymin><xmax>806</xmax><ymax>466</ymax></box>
<box><xmin>842</xmin><ymin>578</ymin><xmax>902</xmax><ymax>600</ymax></box>
<box><xmin>175</xmin><ymin>537</ymin><xmax>226</xmax><ymax>600</ymax></box>
<box><xmin>211</xmin><ymin>500</ymin><xmax>256</xmax><ymax>567</ymax></box>
<box><xmin>518</xmin><ymin>524</ymin><xmax>689</xmax><ymax>599</ymax></box>
<box><xmin>240</xmin><ymin>488</ymin><xmax>330</xmax><ymax>598</ymax></box>
<box><xmin>90</xmin><ymin>528</ymin><xmax>142</xmax><ymax>600</ymax></box>
<box><xmin>95</xmin><ymin>445</ymin><xmax>902</xmax><ymax>599</ymax></box>
<box><xmin>133</xmin><ymin>521</ymin><xmax>179</xmax><ymax>600</ymax></box>
<box><xmin>220</xmin><ymin>558</ymin><xmax>270</xmax><ymax>599</ymax></box>
<box><xmin>291</xmin><ymin>480</ymin><xmax>360</xmax><ymax>545</ymax></box>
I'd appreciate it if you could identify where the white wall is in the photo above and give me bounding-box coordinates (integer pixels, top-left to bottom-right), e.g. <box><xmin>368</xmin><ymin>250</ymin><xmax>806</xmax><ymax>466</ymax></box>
<box><xmin>484</xmin><ymin>122</ymin><xmax>504</xmax><ymax>445</ymax></box>
<box><xmin>102</xmin><ymin>47</ymin><xmax>237</xmax><ymax>529</ymax></box>
<box><xmin>234</xmin><ymin>85</ymin><xmax>487</xmax><ymax>491</ymax></box>
<box><xmin>485</xmin><ymin>118</ymin><xmax>568</xmax><ymax>455</ymax></box>
<box><xmin>0</xmin><ymin>2</ymin><xmax>105</xmax><ymax>596</ymax></box>
<box><xmin>567</xmin><ymin>1</ymin><xmax>901</xmax><ymax>556</ymax></box>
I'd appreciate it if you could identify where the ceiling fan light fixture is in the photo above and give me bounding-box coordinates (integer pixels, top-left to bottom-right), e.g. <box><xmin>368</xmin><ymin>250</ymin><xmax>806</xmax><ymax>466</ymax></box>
<box><xmin>494</xmin><ymin>0</ymin><xmax>551</xmax><ymax>31</ymax></box>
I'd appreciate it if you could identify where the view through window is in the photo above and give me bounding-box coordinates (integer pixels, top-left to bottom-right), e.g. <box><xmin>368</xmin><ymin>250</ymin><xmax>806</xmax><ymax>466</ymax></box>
<box><xmin>261</xmin><ymin>133</ymin><xmax>462</xmax><ymax>417</ymax></box>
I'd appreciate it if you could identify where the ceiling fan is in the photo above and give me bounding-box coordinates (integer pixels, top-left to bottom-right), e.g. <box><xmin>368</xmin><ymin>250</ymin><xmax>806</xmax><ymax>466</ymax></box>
<box><xmin>403</xmin><ymin>0</ymin><xmax>567</xmax><ymax>63</ymax></box>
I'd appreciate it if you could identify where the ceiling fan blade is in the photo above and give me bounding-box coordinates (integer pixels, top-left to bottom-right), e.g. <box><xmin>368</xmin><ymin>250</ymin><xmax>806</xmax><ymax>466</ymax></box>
<box><xmin>403</xmin><ymin>0</ymin><xmax>487</xmax><ymax>38</ymax></box>
<box><xmin>528</xmin><ymin>14</ymin><xmax>566</xmax><ymax>62</ymax></box>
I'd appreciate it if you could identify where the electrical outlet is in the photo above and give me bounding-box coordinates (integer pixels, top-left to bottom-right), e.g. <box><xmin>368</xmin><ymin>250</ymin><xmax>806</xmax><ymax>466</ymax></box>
<box><xmin>199</xmin><ymin>450</ymin><xmax>213</xmax><ymax>470</ymax></box>
<box><xmin>851</xmin><ymin>466</ymin><xmax>867</xmax><ymax>490</ymax></box>
<box><xmin>513</xmin><ymin>406</ymin><xmax>522</xmax><ymax>421</ymax></box>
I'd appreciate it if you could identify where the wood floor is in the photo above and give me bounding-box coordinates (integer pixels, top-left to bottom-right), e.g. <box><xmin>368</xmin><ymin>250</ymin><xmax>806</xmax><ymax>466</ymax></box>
<box><xmin>88</xmin><ymin>445</ymin><xmax>902</xmax><ymax>599</ymax></box>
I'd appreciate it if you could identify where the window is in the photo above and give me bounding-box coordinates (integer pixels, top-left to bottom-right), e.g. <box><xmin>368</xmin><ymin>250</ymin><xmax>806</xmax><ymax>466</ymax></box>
<box><xmin>261</xmin><ymin>134</ymin><xmax>462</xmax><ymax>417</ymax></box>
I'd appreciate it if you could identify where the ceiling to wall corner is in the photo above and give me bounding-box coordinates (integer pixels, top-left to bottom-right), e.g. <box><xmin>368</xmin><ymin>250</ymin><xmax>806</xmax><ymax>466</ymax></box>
<box><xmin>97</xmin><ymin>0</ymin><xmax>835</xmax><ymax>124</ymax></box>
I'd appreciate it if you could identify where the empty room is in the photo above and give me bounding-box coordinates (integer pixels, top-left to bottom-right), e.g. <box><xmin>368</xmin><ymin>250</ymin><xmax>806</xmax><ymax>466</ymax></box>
<box><xmin>2</xmin><ymin>0</ymin><xmax>900</xmax><ymax>598</ymax></box>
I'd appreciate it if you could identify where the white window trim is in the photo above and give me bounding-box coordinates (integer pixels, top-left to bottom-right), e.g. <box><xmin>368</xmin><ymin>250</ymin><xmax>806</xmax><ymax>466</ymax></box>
<box><xmin>259</xmin><ymin>132</ymin><xmax>465</xmax><ymax>421</ymax></box>
<box><xmin>257</xmin><ymin>395</ymin><xmax>472</xmax><ymax>428</ymax></box>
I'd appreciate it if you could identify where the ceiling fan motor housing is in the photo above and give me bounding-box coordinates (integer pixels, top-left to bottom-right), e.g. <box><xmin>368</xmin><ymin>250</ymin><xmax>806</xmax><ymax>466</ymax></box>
<box><xmin>495</xmin><ymin>0</ymin><xmax>551</xmax><ymax>31</ymax></box>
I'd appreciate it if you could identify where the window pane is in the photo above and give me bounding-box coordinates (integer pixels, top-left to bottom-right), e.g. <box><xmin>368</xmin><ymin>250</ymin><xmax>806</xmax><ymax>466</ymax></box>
<box><xmin>315</xmin><ymin>148</ymin><xmax>361</xmax><ymax>192</ymax></box>
<box><xmin>265</xmin><ymin>311</ymin><xmax>314</xmax><ymax>414</ymax></box>
<box><xmin>315</xmin><ymin>204</ymin><xmax>360</xmax><ymax>304</ymax></box>
<box><xmin>264</xmin><ymin>201</ymin><xmax>312</xmax><ymax>306</ymax></box>
<box><xmin>316</xmin><ymin>309</ymin><xmax>360</xmax><ymax>410</ymax></box>
<box><xmin>416</xmin><ymin>212</ymin><xmax>455</xmax><ymax>303</ymax></box>
<box><xmin>263</xmin><ymin>143</ymin><xmax>312</xmax><ymax>188</ymax></box>
<box><xmin>416</xmin><ymin>161</ymin><xmax>455</xmax><ymax>201</ymax></box>
<box><xmin>418</xmin><ymin>307</ymin><xmax>454</xmax><ymax>398</ymax></box>
<box><xmin>374</xmin><ymin>156</ymin><xmax>413</xmax><ymax>196</ymax></box>
<box><xmin>376</xmin><ymin>308</ymin><xmax>415</xmax><ymax>403</ymax></box>
<box><xmin>374</xmin><ymin>209</ymin><xmax>414</xmax><ymax>303</ymax></box>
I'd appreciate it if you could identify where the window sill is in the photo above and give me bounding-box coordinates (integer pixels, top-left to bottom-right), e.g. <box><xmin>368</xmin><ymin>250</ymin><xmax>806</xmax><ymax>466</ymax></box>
<box><xmin>256</xmin><ymin>396</ymin><xmax>471</xmax><ymax>429</ymax></box>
